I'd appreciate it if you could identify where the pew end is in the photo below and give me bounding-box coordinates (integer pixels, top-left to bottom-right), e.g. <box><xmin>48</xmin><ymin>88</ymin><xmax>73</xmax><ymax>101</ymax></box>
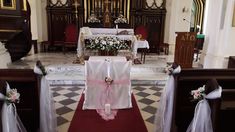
<box><xmin>0</xmin><ymin>69</ymin><xmax>40</xmax><ymax>132</ymax></box>
<box><xmin>172</xmin><ymin>69</ymin><xmax>235</xmax><ymax>132</ymax></box>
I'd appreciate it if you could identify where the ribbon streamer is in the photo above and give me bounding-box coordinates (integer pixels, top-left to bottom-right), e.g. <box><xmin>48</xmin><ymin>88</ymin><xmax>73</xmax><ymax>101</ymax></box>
<box><xmin>34</xmin><ymin>65</ymin><xmax>57</xmax><ymax>132</ymax></box>
<box><xmin>154</xmin><ymin>65</ymin><xmax>181</xmax><ymax>132</ymax></box>
<box><xmin>186</xmin><ymin>86</ymin><xmax>222</xmax><ymax>132</ymax></box>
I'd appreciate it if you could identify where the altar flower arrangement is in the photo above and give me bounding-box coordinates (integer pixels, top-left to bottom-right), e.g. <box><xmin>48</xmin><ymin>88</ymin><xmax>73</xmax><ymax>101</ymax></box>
<box><xmin>88</xmin><ymin>14</ymin><xmax>101</xmax><ymax>23</ymax></box>
<box><xmin>6</xmin><ymin>88</ymin><xmax>20</xmax><ymax>104</ymax></box>
<box><xmin>85</xmin><ymin>36</ymin><xmax>130</xmax><ymax>54</ymax></box>
<box><xmin>114</xmin><ymin>14</ymin><xmax>127</xmax><ymax>24</ymax></box>
<box><xmin>191</xmin><ymin>85</ymin><xmax>206</xmax><ymax>101</ymax></box>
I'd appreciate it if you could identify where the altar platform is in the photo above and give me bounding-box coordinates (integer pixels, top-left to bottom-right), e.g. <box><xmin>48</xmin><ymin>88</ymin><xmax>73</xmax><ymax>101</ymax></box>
<box><xmin>7</xmin><ymin>52</ymin><xmax>170</xmax><ymax>85</ymax></box>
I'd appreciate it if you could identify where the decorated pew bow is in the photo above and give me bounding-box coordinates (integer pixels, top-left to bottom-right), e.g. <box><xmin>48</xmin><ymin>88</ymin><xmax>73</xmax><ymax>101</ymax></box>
<box><xmin>155</xmin><ymin>64</ymin><xmax>181</xmax><ymax>132</ymax></box>
<box><xmin>186</xmin><ymin>85</ymin><xmax>222</xmax><ymax>132</ymax></box>
<box><xmin>0</xmin><ymin>83</ymin><xmax>27</xmax><ymax>132</ymax></box>
<box><xmin>34</xmin><ymin>61</ymin><xmax>57</xmax><ymax>132</ymax></box>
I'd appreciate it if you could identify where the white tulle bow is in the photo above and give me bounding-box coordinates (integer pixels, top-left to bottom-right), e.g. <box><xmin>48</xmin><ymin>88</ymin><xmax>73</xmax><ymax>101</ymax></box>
<box><xmin>0</xmin><ymin>83</ymin><xmax>27</xmax><ymax>132</ymax></box>
<box><xmin>155</xmin><ymin>65</ymin><xmax>181</xmax><ymax>132</ymax></box>
<box><xmin>186</xmin><ymin>86</ymin><xmax>222</xmax><ymax>132</ymax></box>
<box><xmin>34</xmin><ymin>65</ymin><xmax>57</xmax><ymax>132</ymax></box>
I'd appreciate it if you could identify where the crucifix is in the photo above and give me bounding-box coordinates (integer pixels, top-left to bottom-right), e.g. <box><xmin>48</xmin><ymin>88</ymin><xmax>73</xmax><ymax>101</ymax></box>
<box><xmin>103</xmin><ymin>0</ymin><xmax>112</xmax><ymax>27</ymax></box>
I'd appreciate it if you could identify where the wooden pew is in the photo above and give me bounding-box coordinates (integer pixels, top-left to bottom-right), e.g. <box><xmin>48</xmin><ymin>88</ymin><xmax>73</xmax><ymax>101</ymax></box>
<box><xmin>172</xmin><ymin>69</ymin><xmax>235</xmax><ymax>132</ymax></box>
<box><xmin>0</xmin><ymin>69</ymin><xmax>40</xmax><ymax>132</ymax></box>
<box><xmin>0</xmin><ymin>80</ymin><xmax>6</xmax><ymax>131</ymax></box>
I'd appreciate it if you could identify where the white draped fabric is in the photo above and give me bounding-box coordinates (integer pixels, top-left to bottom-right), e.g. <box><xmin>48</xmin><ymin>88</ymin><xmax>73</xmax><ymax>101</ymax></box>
<box><xmin>34</xmin><ymin>66</ymin><xmax>57</xmax><ymax>132</ymax></box>
<box><xmin>186</xmin><ymin>86</ymin><xmax>222</xmax><ymax>132</ymax></box>
<box><xmin>133</xmin><ymin>40</ymin><xmax>149</xmax><ymax>59</ymax></box>
<box><xmin>77</xmin><ymin>27</ymin><xmax>137</xmax><ymax>57</ymax></box>
<box><xmin>0</xmin><ymin>83</ymin><xmax>27</xmax><ymax>132</ymax></box>
<box><xmin>0</xmin><ymin>42</ymin><xmax>11</xmax><ymax>68</ymax></box>
<box><xmin>83</xmin><ymin>59</ymin><xmax>132</xmax><ymax>110</ymax></box>
<box><xmin>154</xmin><ymin>66</ymin><xmax>181</xmax><ymax>132</ymax></box>
<box><xmin>89</xmin><ymin>28</ymin><xmax>134</xmax><ymax>35</ymax></box>
<box><xmin>89</xmin><ymin>56</ymin><xmax>126</xmax><ymax>61</ymax></box>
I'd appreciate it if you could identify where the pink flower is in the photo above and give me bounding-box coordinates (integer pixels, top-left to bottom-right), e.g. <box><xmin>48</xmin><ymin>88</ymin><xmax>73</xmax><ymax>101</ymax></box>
<box><xmin>105</xmin><ymin>77</ymin><xmax>113</xmax><ymax>85</ymax></box>
<box><xmin>191</xmin><ymin>86</ymin><xmax>205</xmax><ymax>100</ymax></box>
<box><xmin>6</xmin><ymin>89</ymin><xmax>20</xmax><ymax>103</ymax></box>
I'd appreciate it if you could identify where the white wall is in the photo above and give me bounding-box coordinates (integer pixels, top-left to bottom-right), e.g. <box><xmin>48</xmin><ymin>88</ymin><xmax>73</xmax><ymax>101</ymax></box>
<box><xmin>164</xmin><ymin>0</ymin><xmax>193</xmax><ymax>54</ymax></box>
<box><xmin>28</xmin><ymin>0</ymin><xmax>38</xmax><ymax>40</ymax></box>
<box><xmin>200</xmin><ymin>0</ymin><xmax>235</xmax><ymax>68</ymax></box>
<box><xmin>28</xmin><ymin>0</ymin><xmax>48</xmax><ymax>42</ymax></box>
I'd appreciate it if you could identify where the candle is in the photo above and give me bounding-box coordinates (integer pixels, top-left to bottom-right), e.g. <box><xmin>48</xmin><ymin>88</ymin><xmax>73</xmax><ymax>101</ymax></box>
<box><xmin>105</xmin><ymin>104</ymin><xmax>111</xmax><ymax>114</ymax></box>
<box><xmin>116</xmin><ymin>24</ymin><xmax>118</xmax><ymax>34</ymax></box>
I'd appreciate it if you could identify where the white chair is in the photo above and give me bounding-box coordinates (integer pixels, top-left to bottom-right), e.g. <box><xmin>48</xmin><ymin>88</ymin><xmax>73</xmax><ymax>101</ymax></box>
<box><xmin>83</xmin><ymin>58</ymin><xmax>132</xmax><ymax>110</ymax></box>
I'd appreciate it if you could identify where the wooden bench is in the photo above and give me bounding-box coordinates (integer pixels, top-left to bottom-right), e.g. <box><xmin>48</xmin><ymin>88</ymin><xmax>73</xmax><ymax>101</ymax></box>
<box><xmin>0</xmin><ymin>69</ymin><xmax>40</xmax><ymax>132</ymax></box>
<box><xmin>172</xmin><ymin>69</ymin><xmax>235</xmax><ymax>132</ymax></box>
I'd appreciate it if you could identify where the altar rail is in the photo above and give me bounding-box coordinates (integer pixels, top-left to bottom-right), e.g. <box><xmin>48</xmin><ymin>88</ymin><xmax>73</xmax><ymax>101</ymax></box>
<box><xmin>172</xmin><ymin>69</ymin><xmax>235</xmax><ymax>132</ymax></box>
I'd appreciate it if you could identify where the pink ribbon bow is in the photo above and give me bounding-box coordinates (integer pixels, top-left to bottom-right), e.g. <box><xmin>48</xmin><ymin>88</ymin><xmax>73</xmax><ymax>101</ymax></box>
<box><xmin>87</xmin><ymin>77</ymin><xmax>129</xmax><ymax>120</ymax></box>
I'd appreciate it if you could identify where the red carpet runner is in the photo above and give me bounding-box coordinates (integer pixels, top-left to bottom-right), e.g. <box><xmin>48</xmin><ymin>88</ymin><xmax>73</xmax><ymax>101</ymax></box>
<box><xmin>68</xmin><ymin>94</ymin><xmax>148</xmax><ymax>132</ymax></box>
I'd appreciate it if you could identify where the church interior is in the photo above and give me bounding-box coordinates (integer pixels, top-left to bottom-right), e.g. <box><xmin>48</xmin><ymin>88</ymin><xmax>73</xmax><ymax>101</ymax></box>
<box><xmin>1</xmin><ymin>0</ymin><xmax>235</xmax><ymax>132</ymax></box>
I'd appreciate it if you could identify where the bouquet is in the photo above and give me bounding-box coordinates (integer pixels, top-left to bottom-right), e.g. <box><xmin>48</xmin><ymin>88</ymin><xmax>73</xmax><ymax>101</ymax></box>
<box><xmin>114</xmin><ymin>14</ymin><xmax>127</xmax><ymax>24</ymax></box>
<box><xmin>6</xmin><ymin>88</ymin><xmax>20</xmax><ymax>104</ymax></box>
<box><xmin>191</xmin><ymin>85</ymin><xmax>206</xmax><ymax>101</ymax></box>
<box><xmin>85</xmin><ymin>36</ymin><xmax>130</xmax><ymax>52</ymax></box>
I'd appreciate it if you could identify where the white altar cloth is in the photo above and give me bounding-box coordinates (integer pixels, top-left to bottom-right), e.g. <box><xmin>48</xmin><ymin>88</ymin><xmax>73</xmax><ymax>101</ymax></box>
<box><xmin>133</xmin><ymin>40</ymin><xmax>150</xmax><ymax>58</ymax></box>
<box><xmin>89</xmin><ymin>56</ymin><xmax>127</xmax><ymax>61</ymax></box>
<box><xmin>77</xmin><ymin>27</ymin><xmax>136</xmax><ymax>57</ymax></box>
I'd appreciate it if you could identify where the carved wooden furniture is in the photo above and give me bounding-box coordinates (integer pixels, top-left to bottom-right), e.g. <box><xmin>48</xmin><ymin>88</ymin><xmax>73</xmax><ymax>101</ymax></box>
<box><xmin>174</xmin><ymin>32</ymin><xmax>197</xmax><ymax>68</ymax></box>
<box><xmin>173</xmin><ymin>69</ymin><xmax>235</xmax><ymax>132</ymax></box>
<box><xmin>0</xmin><ymin>0</ymin><xmax>31</xmax><ymax>61</ymax></box>
<box><xmin>0</xmin><ymin>69</ymin><xmax>40</xmax><ymax>132</ymax></box>
<box><xmin>63</xmin><ymin>23</ymin><xmax>78</xmax><ymax>53</ymax></box>
<box><xmin>46</xmin><ymin>0</ymin><xmax>166</xmax><ymax>53</ymax></box>
<box><xmin>46</xmin><ymin>0</ymin><xmax>81</xmax><ymax>50</ymax></box>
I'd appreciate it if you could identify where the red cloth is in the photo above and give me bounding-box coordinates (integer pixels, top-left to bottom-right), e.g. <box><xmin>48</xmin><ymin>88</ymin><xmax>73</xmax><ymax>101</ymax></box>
<box><xmin>68</xmin><ymin>94</ymin><xmax>148</xmax><ymax>132</ymax></box>
<box><xmin>135</xmin><ymin>25</ymin><xmax>148</xmax><ymax>40</ymax></box>
<box><xmin>65</xmin><ymin>24</ymin><xmax>78</xmax><ymax>43</ymax></box>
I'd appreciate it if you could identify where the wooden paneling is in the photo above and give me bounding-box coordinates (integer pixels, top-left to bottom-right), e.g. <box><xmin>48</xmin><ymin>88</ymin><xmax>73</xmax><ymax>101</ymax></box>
<box><xmin>174</xmin><ymin>32</ymin><xmax>197</xmax><ymax>68</ymax></box>
<box><xmin>228</xmin><ymin>56</ymin><xmax>235</xmax><ymax>68</ymax></box>
<box><xmin>0</xmin><ymin>0</ymin><xmax>29</xmax><ymax>40</ymax></box>
<box><xmin>131</xmin><ymin>0</ymin><xmax>166</xmax><ymax>53</ymax></box>
<box><xmin>46</xmin><ymin>1</ymin><xmax>79</xmax><ymax>46</ymax></box>
<box><xmin>0</xmin><ymin>0</ymin><xmax>31</xmax><ymax>61</ymax></box>
<box><xmin>46</xmin><ymin>0</ymin><xmax>166</xmax><ymax>53</ymax></box>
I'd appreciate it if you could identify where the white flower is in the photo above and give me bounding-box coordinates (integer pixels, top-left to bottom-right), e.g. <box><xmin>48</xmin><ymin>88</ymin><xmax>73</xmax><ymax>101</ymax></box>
<box><xmin>6</xmin><ymin>89</ymin><xmax>20</xmax><ymax>103</ymax></box>
<box><xmin>114</xmin><ymin>14</ymin><xmax>127</xmax><ymax>24</ymax></box>
<box><xmin>85</xmin><ymin>36</ymin><xmax>130</xmax><ymax>51</ymax></box>
<box><xmin>102</xmin><ymin>41</ymin><xmax>106</xmax><ymax>45</ymax></box>
<box><xmin>95</xmin><ymin>39</ymin><xmax>99</xmax><ymax>44</ymax></box>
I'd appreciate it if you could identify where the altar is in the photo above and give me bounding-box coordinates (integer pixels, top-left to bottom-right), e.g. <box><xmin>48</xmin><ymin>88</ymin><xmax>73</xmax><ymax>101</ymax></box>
<box><xmin>77</xmin><ymin>27</ymin><xmax>149</xmax><ymax>61</ymax></box>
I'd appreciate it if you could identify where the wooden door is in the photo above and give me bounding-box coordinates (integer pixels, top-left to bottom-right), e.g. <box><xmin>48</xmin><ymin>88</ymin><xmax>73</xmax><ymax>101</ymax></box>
<box><xmin>174</xmin><ymin>32</ymin><xmax>197</xmax><ymax>68</ymax></box>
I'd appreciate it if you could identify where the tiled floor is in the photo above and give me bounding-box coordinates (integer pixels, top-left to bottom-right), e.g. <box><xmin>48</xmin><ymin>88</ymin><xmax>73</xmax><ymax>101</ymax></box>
<box><xmin>6</xmin><ymin>52</ymin><xmax>169</xmax><ymax>131</ymax></box>
<box><xmin>52</xmin><ymin>83</ymin><xmax>164</xmax><ymax>132</ymax></box>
